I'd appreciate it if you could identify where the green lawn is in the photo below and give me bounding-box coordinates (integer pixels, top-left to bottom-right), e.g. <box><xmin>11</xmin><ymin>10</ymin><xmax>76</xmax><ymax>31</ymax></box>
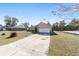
<box><xmin>48</xmin><ymin>31</ymin><xmax>79</xmax><ymax>56</ymax></box>
<box><xmin>0</xmin><ymin>31</ymin><xmax>32</xmax><ymax>45</ymax></box>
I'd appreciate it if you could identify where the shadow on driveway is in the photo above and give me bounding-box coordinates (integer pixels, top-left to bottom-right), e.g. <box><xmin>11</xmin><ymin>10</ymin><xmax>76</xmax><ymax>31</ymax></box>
<box><xmin>32</xmin><ymin>31</ymin><xmax>58</xmax><ymax>36</ymax></box>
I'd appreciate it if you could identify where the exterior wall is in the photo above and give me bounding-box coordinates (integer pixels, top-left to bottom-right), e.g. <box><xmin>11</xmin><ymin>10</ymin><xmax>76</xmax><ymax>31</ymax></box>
<box><xmin>10</xmin><ymin>28</ymin><xmax>26</xmax><ymax>31</ymax></box>
<box><xmin>0</xmin><ymin>28</ymin><xmax>3</xmax><ymax>31</ymax></box>
<box><xmin>6</xmin><ymin>27</ymin><xmax>26</xmax><ymax>31</ymax></box>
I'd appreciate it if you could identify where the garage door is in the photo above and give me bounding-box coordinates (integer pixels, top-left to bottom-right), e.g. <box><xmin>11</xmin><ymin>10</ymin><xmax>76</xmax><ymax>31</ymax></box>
<box><xmin>38</xmin><ymin>28</ymin><xmax>50</xmax><ymax>33</ymax></box>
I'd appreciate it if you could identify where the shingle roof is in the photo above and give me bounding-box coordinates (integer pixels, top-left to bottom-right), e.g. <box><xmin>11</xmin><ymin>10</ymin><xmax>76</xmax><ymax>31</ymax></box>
<box><xmin>36</xmin><ymin>22</ymin><xmax>51</xmax><ymax>28</ymax></box>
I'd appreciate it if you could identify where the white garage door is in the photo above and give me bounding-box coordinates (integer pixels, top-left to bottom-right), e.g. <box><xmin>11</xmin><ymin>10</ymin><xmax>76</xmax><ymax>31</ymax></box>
<box><xmin>38</xmin><ymin>28</ymin><xmax>50</xmax><ymax>33</ymax></box>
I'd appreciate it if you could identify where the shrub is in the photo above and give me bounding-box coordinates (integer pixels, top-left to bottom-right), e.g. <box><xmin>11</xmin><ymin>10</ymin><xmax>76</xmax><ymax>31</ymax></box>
<box><xmin>7</xmin><ymin>32</ymin><xmax>17</xmax><ymax>39</ymax></box>
<box><xmin>1</xmin><ymin>33</ymin><xmax>5</xmax><ymax>36</ymax></box>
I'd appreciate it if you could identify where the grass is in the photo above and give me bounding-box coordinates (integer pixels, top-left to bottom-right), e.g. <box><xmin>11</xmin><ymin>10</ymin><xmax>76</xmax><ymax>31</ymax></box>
<box><xmin>0</xmin><ymin>31</ymin><xmax>32</xmax><ymax>45</ymax></box>
<box><xmin>48</xmin><ymin>31</ymin><xmax>79</xmax><ymax>56</ymax></box>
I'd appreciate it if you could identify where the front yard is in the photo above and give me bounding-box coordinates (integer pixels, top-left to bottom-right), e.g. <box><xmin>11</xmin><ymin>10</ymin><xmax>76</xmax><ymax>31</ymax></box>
<box><xmin>48</xmin><ymin>31</ymin><xmax>79</xmax><ymax>56</ymax></box>
<box><xmin>0</xmin><ymin>31</ymin><xmax>32</xmax><ymax>45</ymax></box>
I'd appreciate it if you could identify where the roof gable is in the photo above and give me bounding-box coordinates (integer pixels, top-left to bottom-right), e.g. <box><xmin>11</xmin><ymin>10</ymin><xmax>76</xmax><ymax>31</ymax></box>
<box><xmin>36</xmin><ymin>22</ymin><xmax>51</xmax><ymax>28</ymax></box>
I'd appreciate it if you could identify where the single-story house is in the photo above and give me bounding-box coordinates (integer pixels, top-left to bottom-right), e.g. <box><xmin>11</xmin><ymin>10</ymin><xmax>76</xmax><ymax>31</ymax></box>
<box><xmin>30</xmin><ymin>22</ymin><xmax>52</xmax><ymax>34</ymax></box>
<box><xmin>5</xmin><ymin>24</ymin><xmax>27</xmax><ymax>31</ymax></box>
<box><xmin>0</xmin><ymin>24</ymin><xmax>29</xmax><ymax>31</ymax></box>
<box><xmin>30</xmin><ymin>25</ymin><xmax>36</xmax><ymax>32</ymax></box>
<box><xmin>0</xmin><ymin>26</ymin><xmax>6</xmax><ymax>31</ymax></box>
<box><xmin>0</xmin><ymin>26</ymin><xmax>3</xmax><ymax>31</ymax></box>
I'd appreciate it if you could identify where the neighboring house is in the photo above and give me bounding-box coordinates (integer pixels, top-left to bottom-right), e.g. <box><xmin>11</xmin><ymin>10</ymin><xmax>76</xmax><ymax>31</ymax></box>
<box><xmin>30</xmin><ymin>25</ymin><xmax>35</xmax><ymax>32</ymax></box>
<box><xmin>30</xmin><ymin>25</ymin><xmax>38</xmax><ymax>33</ymax></box>
<box><xmin>6</xmin><ymin>24</ymin><xmax>27</xmax><ymax>31</ymax></box>
<box><xmin>0</xmin><ymin>24</ymin><xmax>29</xmax><ymax>31</ymax></box>
<box><xmin>0</xmin><ymin>25</ymin><xmax>6</xmax><ymax>31</ymax></box>
<box><xmin>30</xmin><ymin>22</ymin><xmax>52</xmax><ymax>34</ymax></box>
<box><xmin>0</xmin><ymin>26</ymin><xmax>3</xmax><ymax>31</ymax></box>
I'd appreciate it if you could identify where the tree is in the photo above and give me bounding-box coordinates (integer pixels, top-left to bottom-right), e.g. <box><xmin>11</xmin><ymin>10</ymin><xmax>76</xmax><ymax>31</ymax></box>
<box><xmin>75</xmin><ymin>20</ymin><xmax>79</xmax><ymax>30</ymax></box>
<box><xmin>51</xmin><ymin>4</ymin><xmax>79</xmax><ymax>20</ymax></box>
<box><xmin>4</xmin><ymin>16</ymin><xmax>11</xmax><ymax>27</ymax></box>
<box><xmin>11</xmin><ymin>17</ymin><xmax>19</xmax><ymax>27</ymax></box>
<box><xmin>4</xmin><ymin>16</ymin><xmax>19</xmax><ymax>27</ymax></box>
<box><xmin>59</xmin><ymin>20</ymin><xmax>66</xmax><ymax>31</ymax></box>
<box><xmin>53</xmin><ymin>22</ymin><xmax>59</xmax><ymax>31</ymax></box>
<box><xmin>22</xmin><ymin>22</ymin><xmax>29</xmax><ymax>30</ymax></box>
<box><xmin>52</xmin><ymin>20</ymin><xmax>66</xmax><ymax>31</ymax></box>
<box><xmin>52</xmin><ymin>19</ymin><xmax>79</xmax><ymax>31</ymax></box>
<box><xmin>47</xmin><ymin>21</ymin><xmax>51</xmax><ymax>26</ymax></box>
<box><xmin>68</xmin><ymin>19</ymin><xmax>78</xmax><ymax>30</ymax></box>
<box><xmin>64</xmin><ymin>18</ymin><xmax>79</xmax><ymax>30</ymax></box>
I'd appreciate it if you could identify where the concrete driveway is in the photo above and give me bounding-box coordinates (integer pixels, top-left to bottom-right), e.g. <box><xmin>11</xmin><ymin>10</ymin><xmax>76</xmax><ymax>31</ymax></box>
<box><xmin>0</xmin><ymin>34</ymin><xmax>50</xmax><ymax>56</ymax></box>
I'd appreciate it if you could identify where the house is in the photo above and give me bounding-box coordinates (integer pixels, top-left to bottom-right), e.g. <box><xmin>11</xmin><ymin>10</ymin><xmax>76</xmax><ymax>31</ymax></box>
<box><xmin>0</xmin><ymin>25</ymin><xmax>6</xmax><ymax>31</ymax></box>
<box><xmin>0</xmin><ymin>26</ymin><xmax>3</xmax><ymax>31</ymax></box>
<box><xmin>36</xmin><ymin>22</ymin><xmax>52</xmax><ymax>34</ymax></box>
<box><xmin>30</xmin><ymin>25</ymin><xmax>36</xmax><ymax>33</ymax></box>
<box><xmin>5</xmin><ymin>24</ymin><xmax>27</xmax><ymax>31</ymax></box>
<box><xmin>0</xmin><ymin>23</ymin><xmax>29</xmax><ymax>31</ymax></box>
<box><xmin>30</xmin><ymin>22</ymin><xmax>52</xmax><ymax>34</ymax></box>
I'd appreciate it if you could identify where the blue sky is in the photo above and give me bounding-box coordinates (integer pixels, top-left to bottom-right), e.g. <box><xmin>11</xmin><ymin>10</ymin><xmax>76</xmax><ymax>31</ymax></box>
<box><xmin>0</xmin><ymin>3</ymin><xmax>79</xmax><ymax>26</ymax></box>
